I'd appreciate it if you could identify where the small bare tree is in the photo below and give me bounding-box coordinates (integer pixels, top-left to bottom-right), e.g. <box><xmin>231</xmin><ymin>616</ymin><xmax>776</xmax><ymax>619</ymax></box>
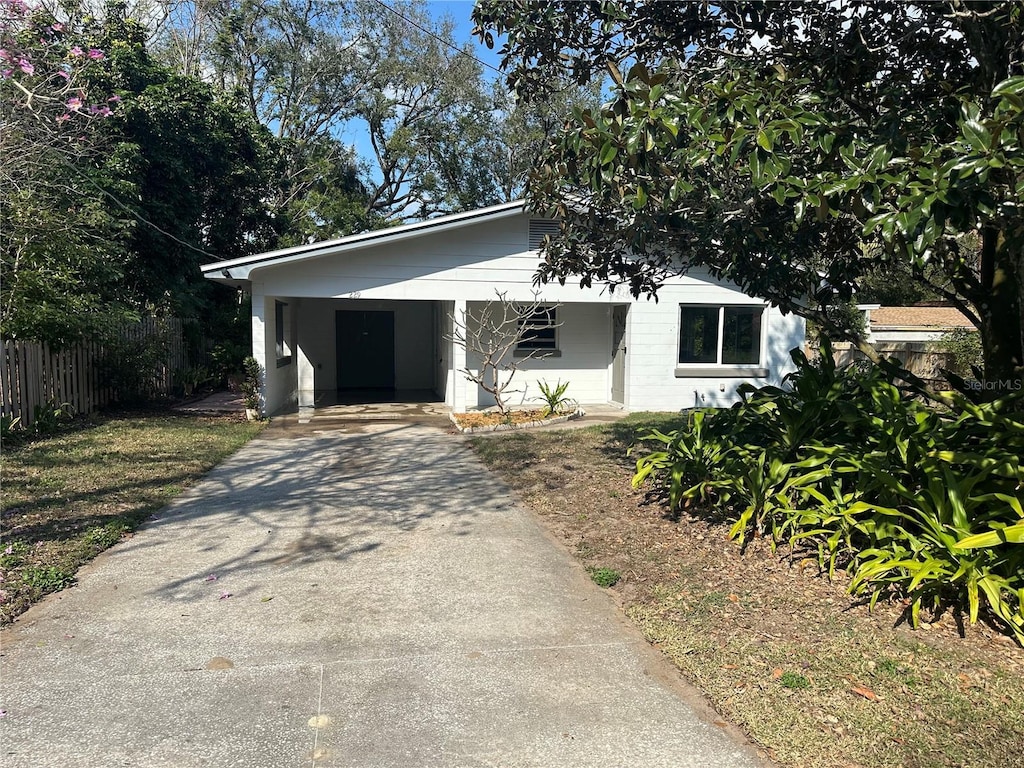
<box><xmin>449</xmin><ymin>291</ymin><xmax>562</xmax><ymax>414</ymax></box>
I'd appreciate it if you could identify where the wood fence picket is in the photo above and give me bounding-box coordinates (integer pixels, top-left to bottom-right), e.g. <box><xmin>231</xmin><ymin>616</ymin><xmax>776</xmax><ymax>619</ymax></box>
<box><xmin>1</xmin><ymin>318</ymin><xmax>192</xmax><ymax>429</ymax></box>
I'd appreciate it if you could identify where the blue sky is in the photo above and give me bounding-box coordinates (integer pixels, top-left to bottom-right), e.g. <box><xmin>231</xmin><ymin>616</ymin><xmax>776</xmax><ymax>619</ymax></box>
<box><xmin>342</xmin><ymin>1</ymin><xmax>508</xmax><ymax>180</ymax></box>
<box><xmin>425</xmin><ymin>0</ymin><xmax>505</xmax><ymax>77</ymax></box>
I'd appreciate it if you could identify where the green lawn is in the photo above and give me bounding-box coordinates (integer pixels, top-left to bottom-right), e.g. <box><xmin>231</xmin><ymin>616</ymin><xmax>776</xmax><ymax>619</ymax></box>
<box><xmin>0</xmin><ymin>412</ymin><xmax>264</xmax><ymax>624</ymax></box>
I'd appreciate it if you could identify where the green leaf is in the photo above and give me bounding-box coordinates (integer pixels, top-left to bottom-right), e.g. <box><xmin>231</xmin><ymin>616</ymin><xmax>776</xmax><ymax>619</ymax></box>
<box><xmin>992</xmin><ymin>75</ymin><xmax>1024</xmax><ymax>97</ymax></box>
<box><xmin>600</xmin><ymin>141</ymin><xmax>618</xmax><ymax>164</ymax></box>
<box><xmin>632</xmin><ymin>185</ymin><xmax>648</xmax><ymax>210</ymax></box>
<box><xmin>962</xmin><ymin>119</ymin><xmax>991</xmax><ymax>152</ymax></box>
<box><xmin>956</xmin><ymin>522</ymin><xmax>1024</xmax><ymax>549</ymax></box>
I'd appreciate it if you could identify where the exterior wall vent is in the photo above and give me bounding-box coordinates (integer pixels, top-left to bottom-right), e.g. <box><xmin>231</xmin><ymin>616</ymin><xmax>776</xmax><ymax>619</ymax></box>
<box><xmin>528</xmin><ymin>219</ymin><xmax>560</xmax><ymax>250</ymax></box>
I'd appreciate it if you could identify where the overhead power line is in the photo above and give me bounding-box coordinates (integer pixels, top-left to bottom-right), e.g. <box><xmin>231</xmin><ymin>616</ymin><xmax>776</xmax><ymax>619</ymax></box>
<box><xmin>369</xmin><ymin>0</ymin><xmax>506</xmax><ymax>77</ymax></box>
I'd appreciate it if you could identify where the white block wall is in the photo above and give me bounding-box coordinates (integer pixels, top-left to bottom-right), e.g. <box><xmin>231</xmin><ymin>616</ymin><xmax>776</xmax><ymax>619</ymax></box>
<box><xmin>463</xmin><ymin>302</ymin><xmax>612</xmax><ymax>408</ymax></box>
<box><xmin>623</xmin><ymin>279</ymin><xmax>805</xmax><ymax>411</ymax></box>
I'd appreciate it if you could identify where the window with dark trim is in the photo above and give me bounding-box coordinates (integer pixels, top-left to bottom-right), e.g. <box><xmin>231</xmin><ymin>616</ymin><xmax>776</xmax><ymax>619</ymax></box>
<box><xmin>275</xmin><ymin>300</ymin><xmax>292</xmax><ymax>367</ymax></box>
<box><xmin>516</xmin><ymin>306</ymin><xmax>558</xmax><ymax>351</ymax></box>
<box><xmin>678</xmin><ymin>305</ymin><xmax>763</xmax><ymax>366</ymax></box>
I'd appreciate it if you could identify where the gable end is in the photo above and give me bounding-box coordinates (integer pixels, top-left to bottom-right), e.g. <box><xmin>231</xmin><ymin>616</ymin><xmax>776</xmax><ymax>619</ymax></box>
<box><xmin>528</xmin><ymin>219</ymin><xmax>560</xmax><ymax>250</ymax></box>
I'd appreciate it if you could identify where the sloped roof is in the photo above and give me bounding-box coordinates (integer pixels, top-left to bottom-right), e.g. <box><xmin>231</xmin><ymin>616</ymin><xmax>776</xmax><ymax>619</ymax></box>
<box><xmin>201</xmin><ymin>200</ymin><xmax>526</xmax><ymax>283</ymax></box>
<box><xmin>869</xmin><ymin>306</ymin><xmax>974</xmax><ymax>329</ymax></box>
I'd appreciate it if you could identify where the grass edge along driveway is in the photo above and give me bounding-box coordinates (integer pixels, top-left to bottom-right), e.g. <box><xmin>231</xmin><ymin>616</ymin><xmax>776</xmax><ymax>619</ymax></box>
<box><xmin>470</xmin><ymin>414</ymin><xmax>1024</xmax><ymax>768</ymax></box>
<box><xmin>1</xmin><ymin>411</ymin><xmax>264</xmax><ymax>625</ymax></box>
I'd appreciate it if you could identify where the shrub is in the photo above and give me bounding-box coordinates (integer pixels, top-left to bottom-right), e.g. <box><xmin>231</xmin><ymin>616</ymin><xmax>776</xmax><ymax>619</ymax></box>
<box><xmin>97</xmin><ymin>329</ymin><xmax>171</xmax><ymax>403</ymax></box>
<box><xmin>935</xmin><ymin>327</ymin><xmax>983</xmax><ymax>380</ymax></box>
<box><xmin>241</xmin><ymin>356</ymin><xmax>263</xmax><ymax>412</ymax></box>
<box><xmin>634</xmin><ymin>342</ymin><xmax>1024</xmax><ymax>643</ymax></box>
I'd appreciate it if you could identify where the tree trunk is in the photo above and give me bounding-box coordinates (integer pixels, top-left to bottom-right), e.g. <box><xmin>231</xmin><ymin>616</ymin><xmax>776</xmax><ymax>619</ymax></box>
<box><xmin>977</xmin><ymin>229</ymin><xmax>1024</xmax><ymax>389</ymax></box>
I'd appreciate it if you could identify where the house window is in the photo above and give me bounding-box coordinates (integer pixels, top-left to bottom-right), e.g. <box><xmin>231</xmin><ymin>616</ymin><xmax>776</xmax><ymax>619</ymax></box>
<box><xmin>275</xmin><ymin>300</ymin><xmax>292</xmax><ymax>367</ymax></box>
<box><xmin>516</xmin><ymin>306</ymin><xmax>558</xmax><ymax>352</ymax></box>
<box><xmin>678</xmin><ymin>305</ymin><xmax>764</xmax><ymax>366</ymax></box>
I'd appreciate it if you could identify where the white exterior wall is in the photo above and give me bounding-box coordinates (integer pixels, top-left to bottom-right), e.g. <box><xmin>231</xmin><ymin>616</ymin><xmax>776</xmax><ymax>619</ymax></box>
<box><xmin>241</xmin><ymin>212</ymin><xmax>805</xmax><ymax>413</ymax></box>
<box><xmin>623</xmin><ymin>279</ymin><xmax>805</xmax><ymax>411</ymax></box>
<box><xmin>870</xmin><ymin>328</ymin><xmax>952</xmax><ymax>343</ymax></box>
<box><xmin>250</xmin><ymin>215</ymin><xmax>621</xmax><ymax>304</ymax></box>
<box><xmin>464</xmin><ymin>302</ymin><xmax>612</xmax><ymax>408</ymax></box>
<box><xmin>258</xmin><ymin>291</ymin><xmax>297</xmax><ymax>415</ymax></box>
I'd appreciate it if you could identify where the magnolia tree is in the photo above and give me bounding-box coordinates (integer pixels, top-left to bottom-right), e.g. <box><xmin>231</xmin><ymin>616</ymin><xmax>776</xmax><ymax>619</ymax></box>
<box><xmin>473</xmin><ymin>1</ymin><xmax>1024</xmax><ymax>390</ymax></box>
<box><xmin>449</xmin><ymin>292</ymin><xmax>562</xmax><ymax>414</ymax></box>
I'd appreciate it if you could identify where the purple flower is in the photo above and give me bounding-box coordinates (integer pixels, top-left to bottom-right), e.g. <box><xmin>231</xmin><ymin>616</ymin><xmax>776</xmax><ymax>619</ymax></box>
<box><xmin>0</xmin><ymin>49</ymin><xmax>11</xmax><ymax>62</ymax></box>
<box><xmin>55</xmin><ymin>112</ymin><xmax>70</xmax><ymax>123</ymax></box>
<box><xmin>66</xmin><ymin>96</ymin><xmax>82</xmax><ymax>110</ymax></box>
<box><xmin>107</xmin><ymin>94</ymin><xmax>120</xmax><ymax>102</ymax></box>
<box><xmin>218</xmin><ymin>591</ymin><xmax>232</xmax><ymax>600</ymax></box>
<box><xmin>56</xmin><ymin>70</ymin><xmax>69</xmax><ymax>80</ymax></box>
<box><xmin>51</xmin><ymin>22</ymin><xmax>64</xmax><ymax>32</ymax></box>
<box><xmin>69</xmin><ymin>46</ymin><xmax>83</xmax><ymax>57</ymax></box>
<box><xmin>17</xmin><ymin>58</ymin><xmax>33</xmax><ymax>75</ymax></box>
<box><xmin>87</xmin><ymin>49</ymin><xmax>104</xmax><ymax>60</ymax></box>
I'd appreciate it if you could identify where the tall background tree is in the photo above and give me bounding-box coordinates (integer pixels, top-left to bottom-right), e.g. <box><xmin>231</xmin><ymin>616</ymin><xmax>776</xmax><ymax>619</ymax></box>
<box><xmin>153</xmin><ymin>0</ymin><xmax>513</xmax><ymax>229</ymax></box>
<box><xmin>473</xmin><ymin>0</ymin><xmax>1024</xmax><ymax>384</ymax></box>
<box><xmin>2</xmin><ymin>0</ymin><xmax>601</xmax><ymax>349</ymax></box>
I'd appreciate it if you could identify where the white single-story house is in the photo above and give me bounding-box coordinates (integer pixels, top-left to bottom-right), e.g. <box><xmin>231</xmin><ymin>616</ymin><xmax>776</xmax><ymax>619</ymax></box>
<box><xmin>201</xmin><ymin>201</ymin><xmax>805</xmax><ymax>415</ymax></box>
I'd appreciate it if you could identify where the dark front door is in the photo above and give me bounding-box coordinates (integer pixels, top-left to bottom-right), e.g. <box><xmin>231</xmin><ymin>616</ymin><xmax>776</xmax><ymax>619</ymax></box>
<box><xmin>336</xmin><ymin>310</ymin><xmax>395</xmax><ymax>390</ymax></box>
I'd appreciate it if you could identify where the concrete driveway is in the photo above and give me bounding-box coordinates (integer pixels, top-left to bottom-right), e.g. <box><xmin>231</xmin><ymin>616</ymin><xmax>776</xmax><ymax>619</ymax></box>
<box><xmin>0</xmin><ymin>423</ymin><xmax>767</xmax><ymax>767</ymax></box>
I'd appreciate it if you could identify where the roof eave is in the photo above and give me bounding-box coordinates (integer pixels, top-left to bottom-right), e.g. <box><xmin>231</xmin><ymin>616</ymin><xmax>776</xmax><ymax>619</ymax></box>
<box><xmin>201</xmin><ymin>200</ymin><xmax>526</xmax><ymax>281</ymax></box>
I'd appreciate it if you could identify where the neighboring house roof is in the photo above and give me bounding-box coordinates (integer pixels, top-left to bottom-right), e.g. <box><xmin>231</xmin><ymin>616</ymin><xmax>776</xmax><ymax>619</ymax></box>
<box><xmin>868</xmin><ymin>306</ymin><xmax>974</xmax><ymax>330</ymax></box>
<box><xmin>202</xmin><ymin>200</ymin><xmax>526</xmax><ymax>284</ymax></box>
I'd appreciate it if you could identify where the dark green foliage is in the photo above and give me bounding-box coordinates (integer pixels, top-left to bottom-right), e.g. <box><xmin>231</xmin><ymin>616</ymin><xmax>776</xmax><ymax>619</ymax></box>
<box><xmin>30</xmin><ymin>400</ymin><xmax>75</xmax><ymax>434</ymax></box>
<box><xmin>634</xmin><ymin>342</ymin><xmax>1024</xmax><ymax>643</ymax></box>
<box><xmin>473</xmin><ymin>1</ymin><xmax>1024</xmax><ymax>382</ymax></box>
<box><xmin>241</xmin><ymin>356</ymin><xmax>262</xmax><ymax>411</ymax></box>
<box><xmin>1</xmin><ymin>3</ymin><xmax>275</xmax><ymax>345</ymax></box>
<box><xmin>937</xmin><ymin>328</ymin><xmax>985</xmax><ymax>380</ymax></box>
<box><xmin>96</xmin><ymin>328</ymin><xmax>172</xmax><ymax>403</ymax></box>
<box><xmin>90</xmin><ymin>9</ymin><xmax>276</xmax><ymax>322</ymax></box>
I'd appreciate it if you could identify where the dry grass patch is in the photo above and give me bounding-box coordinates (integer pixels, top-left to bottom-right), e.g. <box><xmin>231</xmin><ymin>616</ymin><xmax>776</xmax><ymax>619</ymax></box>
<box><xmin>470</xmin><ymin>415</ymin><xmax>1024</xmax><ymax>768</ymax></box>
<box><xmin>1</xmin><ymin>411</ymin><xmax>264</xmax><ymax>624</ymax></box>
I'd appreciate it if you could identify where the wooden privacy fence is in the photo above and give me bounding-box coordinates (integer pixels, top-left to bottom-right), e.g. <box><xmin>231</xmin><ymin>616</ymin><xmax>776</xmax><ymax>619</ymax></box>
<box><xmin>1</xmin><ymin>318</ymin><xmax>190</xmax><ymax>428</ymax></box>
<box><xmin>830</xmin><ymin>341</ymin><xmax>954</xmax><ymax>389</ymax></box>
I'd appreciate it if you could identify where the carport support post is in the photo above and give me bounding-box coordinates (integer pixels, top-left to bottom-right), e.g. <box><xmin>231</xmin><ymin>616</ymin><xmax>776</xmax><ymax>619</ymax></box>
<box><xmin>451</xmin><ymin>299</ymin><xmax>467</xmax><ymax>412</ymax></box>
<box><xmin>250</xmin><ymin>281</ymin><xmax>268</xmax><ymax>413</ymax></box>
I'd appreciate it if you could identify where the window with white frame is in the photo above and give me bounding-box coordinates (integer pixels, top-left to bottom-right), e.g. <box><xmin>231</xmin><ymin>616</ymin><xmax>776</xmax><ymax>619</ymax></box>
<box><xmin>516</xmin><ymin>306</ymin><xmax>558</xmax><ymax>351</ymax></box>
<box><xmin>678</xmin><ymin>305</ymin><xmax>764</xmax><ymax>366</ymax></box>
<box><xmin>275</xmin><ymin>300</ymin><xmax>292</xmax><ymax>366</ymax></box>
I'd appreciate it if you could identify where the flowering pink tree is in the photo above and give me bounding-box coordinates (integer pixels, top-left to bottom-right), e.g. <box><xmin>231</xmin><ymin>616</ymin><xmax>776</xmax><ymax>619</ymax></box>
<box><xmin>0</xmin><ymin>0</ymin><xmax>115</xmax><ymax>123</ymax></box>
<box><xmin>0</xmin><ymin>0</ymin><xmax>127</xmax><ymax>343</ymax></box>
